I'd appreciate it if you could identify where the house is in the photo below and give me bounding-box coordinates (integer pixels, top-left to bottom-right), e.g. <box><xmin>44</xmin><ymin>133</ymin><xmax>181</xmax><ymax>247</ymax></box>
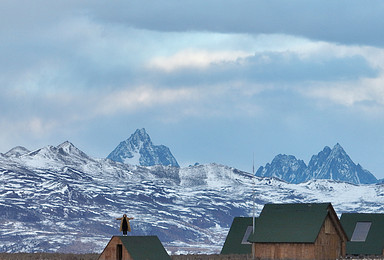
<box><xmin>220</xmin><ymin>217</ymin><xmax>255</xmax><ymax>255</ymax></box>
<box><xmin>98</xmin><ymin>236</ymin><xmax>171</xmax><ymax>260</ymax></box>
<box><xmin>340</xmin><ymin>213</ymin><xmax>384</xmax><ymax>256</ymax></box>
<box><xmin>247</xmin><ymin>203</ymin><xmax>348</xmax><ymax>260</ymax></box>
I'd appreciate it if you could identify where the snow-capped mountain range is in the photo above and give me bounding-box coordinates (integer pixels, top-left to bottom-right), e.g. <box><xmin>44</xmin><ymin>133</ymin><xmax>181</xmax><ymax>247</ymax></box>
<box><xmin>1</xmin><ymin>130</ymin><xmax>384</xmax><ymax>254</ymax></box>
<box><xmin>256</xmin><ymin>143</ymin><xmax>378</xmax><ymax>184</ymax></box>
<box><xmin>107</xmin><ymin>128</ymin><xmax>179</xmax><ymax>167</ymax></box>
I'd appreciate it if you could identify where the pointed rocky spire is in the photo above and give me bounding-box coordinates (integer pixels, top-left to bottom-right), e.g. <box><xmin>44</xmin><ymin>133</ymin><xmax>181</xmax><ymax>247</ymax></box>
<box><xmin>107</xmin><ymin>128</ymin><xmax>179</xmax><ymax>167</ymax></box>
<box><xmin>256</xmin><ymin>143</ymin><xmax>377</xmax><ymax>184</ymax></box>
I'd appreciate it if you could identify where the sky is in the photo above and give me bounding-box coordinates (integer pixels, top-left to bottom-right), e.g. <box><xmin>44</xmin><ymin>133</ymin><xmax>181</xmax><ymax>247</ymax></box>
<box><xmin>2</xmin><ymin>0</ymin><xmax>384</xmax><ymax>178</ymax></box>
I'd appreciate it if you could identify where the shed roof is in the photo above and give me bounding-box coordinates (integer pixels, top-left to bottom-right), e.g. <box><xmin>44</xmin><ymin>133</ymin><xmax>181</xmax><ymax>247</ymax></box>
<box><xmin>221</xmin><ymin>217</ymin><xmax>255</xmax><ymax>255</ymax></box>
<box><xmin>340</xmin><ymin>213</ymin><xmax>384</xmax><ymax>255</ymax></box>
<box><xmin>248</xmin><ymin>203</ymin><xmax>334</xmax><ymax>243</ymax></box>
<box><xmin>119</xmin><ymin>236</ymin><xmax>170</xmax><ymax>260</ymax></box>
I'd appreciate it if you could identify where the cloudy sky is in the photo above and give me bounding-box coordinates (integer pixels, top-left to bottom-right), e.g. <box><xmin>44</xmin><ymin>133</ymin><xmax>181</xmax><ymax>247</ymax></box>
<box><xmin>2</xmin><ymin>0</ymin><xmax>384</xmax><ymax>178</ymax></box>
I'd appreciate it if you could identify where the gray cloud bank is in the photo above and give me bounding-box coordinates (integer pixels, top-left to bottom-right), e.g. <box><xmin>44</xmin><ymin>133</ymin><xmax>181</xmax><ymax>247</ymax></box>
<box><xmin>3</xmin><ymin>0</ymin><xmax>384</xmax><ymax>46</ymax></box>
<box><xmin>91</xmin><ymin>0</ymin><xmax>384</xmax><ymax>46</ymax></box>
<box><xmin>2</xmin><ymin>0</ymin><xmax>384</xmax><ymax>176</ymax></box>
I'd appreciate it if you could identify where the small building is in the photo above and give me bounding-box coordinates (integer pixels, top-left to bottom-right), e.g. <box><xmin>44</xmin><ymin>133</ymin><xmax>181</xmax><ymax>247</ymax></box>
<box><xmin>98</xmin><ymin>236</ymin><xmax>171</xmax><ymax>260</ymax></box>
<box><xmin>340</xmin><ymin>213</ymin><xmax>384</xmax><ymax>256</ymax></box>
<box><xmin>220</xmin><ymin>217</ymin><xmax>255</xmax><ymax>255</ymax></box>
<box><xmin>247</xmin><ymin>203</ymin><xmax>348</xmax><ymax>260</ymax></box>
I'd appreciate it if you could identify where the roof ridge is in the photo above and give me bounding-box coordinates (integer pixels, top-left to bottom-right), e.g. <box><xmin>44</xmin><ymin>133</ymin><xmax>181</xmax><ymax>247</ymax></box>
<box><xmin>249</xmin><ymin>202</ymin><xmax>339</xmax><ymax>243</ymax></box>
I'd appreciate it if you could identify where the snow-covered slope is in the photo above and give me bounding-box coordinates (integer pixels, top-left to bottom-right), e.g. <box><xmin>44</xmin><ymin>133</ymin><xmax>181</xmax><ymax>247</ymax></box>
<box><xmin>1</xmin><ymin>141</ymin><xmax>384</xmax><ymax>254</ymax></box>
<box><xmin>107</xmin><ymin>128</ymin><xmax>179</xmax><ymax>167</ymax></box>
<box><xmin>256</xmin><ymin>143</ymin><xmax>377</xmax><ymax>184</ymax></box>
<box><xmin>4</xmin><ymin>146</ymin><xmax>30</xmax><ymax>158</ymax></box>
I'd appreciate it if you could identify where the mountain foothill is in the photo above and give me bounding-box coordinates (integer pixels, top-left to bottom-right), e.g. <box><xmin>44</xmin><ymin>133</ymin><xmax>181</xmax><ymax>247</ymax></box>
<box><xmin>1</xmin><ymin>128</ymin><xmax>378</xmax><ymax>185</ymax></box>
<box><xmin>0</xmin><ymin>128</ymin><xmax>383</xmax><ymax>253</ymax></box>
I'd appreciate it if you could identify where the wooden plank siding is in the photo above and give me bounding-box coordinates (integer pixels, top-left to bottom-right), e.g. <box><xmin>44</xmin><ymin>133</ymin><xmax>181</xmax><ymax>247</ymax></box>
<box><xmin>254</xmin><ymin>242</ymin><xmax>315</xmax><ymax>259</ymax></box>
<box><xmin>98</xmin><ymin>236</ymin><xmax>170</xmax><ymax>260</ymax></box>
<box><xmin>314</xmin><ymin>215</ymin><xmax>345</xmax><ymax>259</ymax></box>
<box><xmin>253</xmin><ymin>214</ymin><xmax>346</xmax><ymax>260</ymax></box>
<box><xmin>98</xmin><ymin>236</ymin><xmax>133</xmax><ymax>260</ymax></box>
<box><xmin>172</xmin><ymin>254</ymin><xmax>254</xmax><ymax>260</ymax></box>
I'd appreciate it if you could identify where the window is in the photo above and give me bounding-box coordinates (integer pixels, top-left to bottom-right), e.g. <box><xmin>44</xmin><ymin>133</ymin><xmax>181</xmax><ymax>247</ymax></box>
<box><xmin>351</xmin><ymin>222</ymin><xmax>372</xmax><ymax>242</ymax></box>
<box><xmin>241</xmin><ymin>226</ymin><xmax>254</xmax><ymax>244</ymax></box>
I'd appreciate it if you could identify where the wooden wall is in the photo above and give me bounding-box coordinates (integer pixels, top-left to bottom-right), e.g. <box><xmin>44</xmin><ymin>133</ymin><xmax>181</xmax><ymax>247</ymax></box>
<box><xmin>171</xmin><ymin>254</ymin><xmax>253</xmax><ymax>260</ymax></box>
<box><xmin>253</xmin><ymin>242</ymin><xmax>315</xmax><ymax>259</ymax></box>
<box><xmin>314</xmin><ymin>215</ymin><xmax>345</xmax><ymax>259</ymax></box>
<box><xmin>98</xmin><ymin>236</ymin><xmax>133</xmax><ymax>260</ymax></box>
<box><xmin>252</xmin><ymin>214</ymin><xmax>346</xmax><ymax>260</ymax></box>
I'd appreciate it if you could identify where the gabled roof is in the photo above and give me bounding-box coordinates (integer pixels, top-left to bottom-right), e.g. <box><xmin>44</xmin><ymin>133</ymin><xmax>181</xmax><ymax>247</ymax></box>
<box><xmin>340</xmin><ymin>213</ymin><xmax>384</xmax><ymax>255</ymax></box>
<box><xmin>221</xmin><ymin>217</ymin><xmax>255</xmax><ymax>255</ymax></box>
<box><xmin>248</xmin><ymin>203</ymin><xmax>338</xmax><ymax>243</ymax></box>
<box><xmin>119</xmin><ymin>236</ymin><xmax>170</xmax><ymax>260</ymax></box>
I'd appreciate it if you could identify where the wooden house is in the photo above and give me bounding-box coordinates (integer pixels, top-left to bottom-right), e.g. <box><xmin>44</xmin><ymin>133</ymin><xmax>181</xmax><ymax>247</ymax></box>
<box><xmin>247</xmin><ymin>203</ymin><xmax>348</xmax><ymax>260</ymax></box>
<box><xmin>340</xmin><ymin>213</ymin><xmax>384</xmax><ymax>256</ymax></box>
<box><xmin>98</xmin><ymin>236</ymin><xmax>170</xmax><ymax>260</ymax></box>
<box><xmin>220</xmin><ymin>217</ymin><xmax>255</xmax><ymax>255</ymax></box>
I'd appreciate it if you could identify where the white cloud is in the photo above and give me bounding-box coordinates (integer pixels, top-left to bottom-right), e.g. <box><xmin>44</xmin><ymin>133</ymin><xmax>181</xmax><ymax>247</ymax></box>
<box><xmin>91</xmin><ymin>81</ymin><xmax>267</xmax><ymax>122</ymax></box>
<box><xmin>27</xmin><ymin>117</ymin><xmax>59</xmax><ymax>136</ymax></box>
<box><xmin>147</xmin><ymin>49</ymin><xmax>251</xmax><ymax>72</ymax></box>
<box><xmin>305</xmin><ymin>83</ymin><xmax>370</xmax><ymax>107</ymax></box>
<box><xmin>302</xmin><ymin>74</ymin><xmax>384</xmax><ymax>109</ymax></box>
<box><xmin>0</xmin><ymin>116</ymin><xmax>61</xmax><ymax>153</ymax></box>
<box><xmin>3</xmin><ymin>2</ymin><xmax>384</xmax><ymax>152</ymax></box>
<box><xmin>96</xmin><ymin>86</ymin><xmax>202</xmax><ymax>115</ymax></box>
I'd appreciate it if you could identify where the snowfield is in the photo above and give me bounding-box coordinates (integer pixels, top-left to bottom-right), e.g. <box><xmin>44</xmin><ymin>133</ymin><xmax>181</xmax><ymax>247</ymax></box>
<box><xmin>1</xmin><ymin>142</ymin><xmax>384</xmax><ymax>254</ymax></box>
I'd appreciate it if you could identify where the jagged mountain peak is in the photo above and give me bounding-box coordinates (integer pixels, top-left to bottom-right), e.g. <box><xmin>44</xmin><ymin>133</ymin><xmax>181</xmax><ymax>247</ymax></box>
<box><xmin>310</xmin><ymin>143</ymin><xmax>377</xmax><ymax>184</ymax></box>
<box><xmin>133</xmin><ymin>128</ymin><xmax>150</xmax><ymax>140</ymax></box>
<box><xmin>4</xmin><ymin>146</ymin><xmax>31</xmax><ymax>157</ymax></box>
<box><xmin>20</xmin><ymin>141</ymin><xmax>94</xmax><ymax>169</ymax></box>
<box><xmin>56</xmin><ymin>141</ymin><xmax>87</xmax><ymax>157</ymax></box>
<box><xmin>107</xmin><ymin>128</ymin><xmax>179</xmax><ymax>167</ymax></box>
<box><xmin>308</xmin><ymin>143</ymin><xmax>354</xmax><ymax>178</ymax></box>
<box><xmin>321</xmin><ymin>145</ymin><xmax>332</xmax><ymax>155</ymax></box>
<box><xmin>330</xmin><ymin>143</ymin><xmax>348</xmax><ymax>157</ymax></box>
<box><xmin>257</xmin><ymin>143</ymin><xmax>377</xmax><ymax>185</ymax></box>
<box><xmin>57</xmin><ymin>140</ymin><xmax>75</xmax><ymax>148</ymax></box>
<box><xmin>27</xmin><ymin>145</ymin><xmax>54</xmax><ymax>157</ymax></box>
<box><xmin>256</xmin><ymin>153</ymin><xmax>307</xmax><ymax>183</ymax></box>
<box><xmin>272</xmin><ymin>154</ymin><xmax>300</xmax><ymax>163</ymax></box>
<box><xmin>333</xmin><ymin>142</ymin><xmax>342</xmax><ymax>149</ymax></box>
<box><xmin>1</xmin><ymin>138</ymin><xmax>384</xmax><ymax>254</ymax></box>
<box><xmin>124</xmin><ymin>128</ymin><xmax>152</xmax><ymax>149</ymax></box>
<box><xmin>27</xmin><ymin>142</ymin><xmax>87</xmax><ymax>158</ymax></box>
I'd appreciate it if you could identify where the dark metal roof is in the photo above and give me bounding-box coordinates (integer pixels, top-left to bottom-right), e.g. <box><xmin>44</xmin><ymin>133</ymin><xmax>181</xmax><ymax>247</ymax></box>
<box><xmin>340</xmin><ymin>213</ymin><xmax>384</xmax><ymax>255</ymax></box>
<box><xmin>119</xmin><ymin>236</ymin><xmax>171</xmax><ymax>260</ymax></box>
<box><xmin>220</xmin><ymin>217</ymin><xmax>254</xmax><ymax>255</ymax></box>
<box><xmin>248</xmin><ymin>203</ymin><xmax>332</xmax><ymax>243</ymax></box>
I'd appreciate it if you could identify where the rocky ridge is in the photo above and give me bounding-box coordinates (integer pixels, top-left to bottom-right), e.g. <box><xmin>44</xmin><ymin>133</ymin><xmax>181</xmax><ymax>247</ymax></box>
<box><xmin>107</xmin><ymin>128</ymin><xmax>179</xmax><ymax>167</ymax></box>
<box><xmin>256</xmin><ymin>143</ymin><xmax>377</xmax><ymax>184</ymax></box>
<box><xmin>1</xmin><ymin>135</ymin><xmax>383</xmax><ymax>254</ymax></box>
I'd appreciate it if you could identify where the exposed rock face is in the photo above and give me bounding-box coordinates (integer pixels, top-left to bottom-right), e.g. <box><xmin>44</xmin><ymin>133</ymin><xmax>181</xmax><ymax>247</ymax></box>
<box><xmin>256</xmin><ymin>144</ymin><xmax>377</xmax><ymax>184</ymax></box>
<box><xmin>107</xmin><ymin>128</ymin><xmax>179</xmax><ymax>167</ymax></box>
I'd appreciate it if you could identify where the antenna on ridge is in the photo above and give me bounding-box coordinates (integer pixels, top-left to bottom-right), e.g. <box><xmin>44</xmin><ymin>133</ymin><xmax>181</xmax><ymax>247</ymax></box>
<box><xmin>252</xmin><ymin>153</ymin><xmax>256</xmax><ymax>260</ymax></box>
<box><xmin>252</xmin><ymin>153</ymin><xmax>255</xmax><ymax>234</ymax></box>
<box><xmin>252</xmin><ymin>153</ymin><xmax>255</xmax><ymax>177</ymax></box>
